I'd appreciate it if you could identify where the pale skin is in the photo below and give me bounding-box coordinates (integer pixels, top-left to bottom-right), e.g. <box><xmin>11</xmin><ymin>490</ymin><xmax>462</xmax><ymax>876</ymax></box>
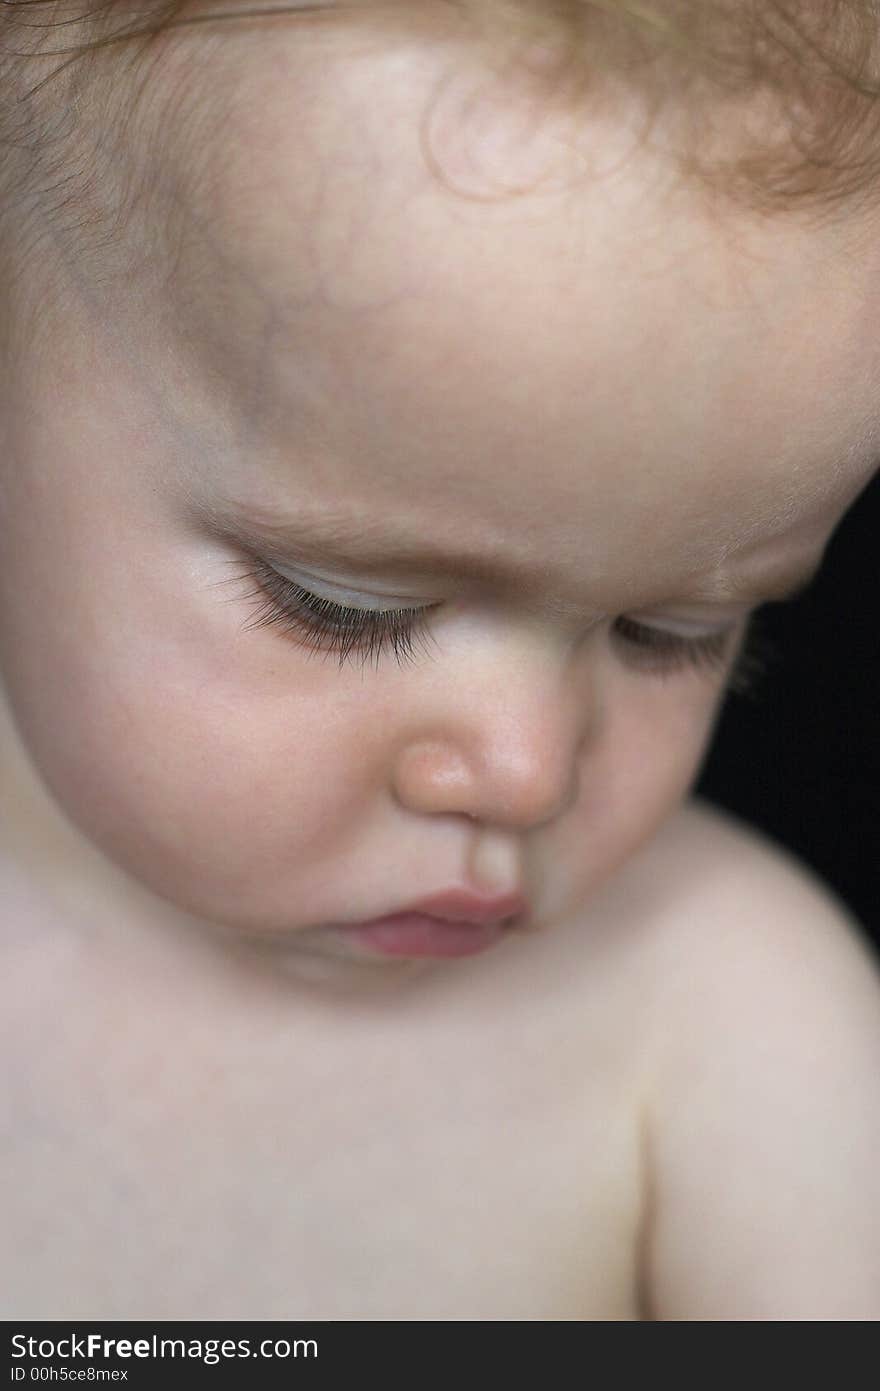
<box><xmin>1</xmin><ymin>13</ymin><xmax>879</xmax><ymax>1318</ymax></box>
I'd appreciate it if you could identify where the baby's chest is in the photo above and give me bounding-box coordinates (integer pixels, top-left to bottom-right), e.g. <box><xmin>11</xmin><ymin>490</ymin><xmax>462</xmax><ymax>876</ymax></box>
<box><xmin>2</xmin><ymin>955</ymin><xmax>644</xmax><ymax>1320</ymax></box>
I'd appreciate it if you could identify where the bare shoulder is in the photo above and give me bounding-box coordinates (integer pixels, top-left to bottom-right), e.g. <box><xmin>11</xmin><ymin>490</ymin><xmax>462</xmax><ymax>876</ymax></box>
<box><xmin>641</xmin><ymin>794</ymin><xmax>880</xmax><ymax>1118</ymax></box>
<box><xmin>637</xmin><ymin>798</ymin><xmax>880</xmax><ymax>1319</ymax></box>
<box><xmin>637</xmin><ymin>795</ymin><xmax>879</xmax><ymax>991</ymax></box>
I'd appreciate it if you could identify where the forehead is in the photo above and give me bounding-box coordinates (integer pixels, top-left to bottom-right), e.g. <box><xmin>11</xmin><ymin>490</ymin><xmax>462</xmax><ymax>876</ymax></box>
<box><xmin>121</xmin><ymin>21</ymin><xmax>880</xmax><ymax>592</ymax></box>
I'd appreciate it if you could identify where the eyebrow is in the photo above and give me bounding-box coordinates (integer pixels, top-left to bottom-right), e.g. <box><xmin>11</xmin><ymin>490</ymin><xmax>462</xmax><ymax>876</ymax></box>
<box><xmin>197</xmin><ymin>496</ymin><xmax>823</xmax><ymax>609</ymax></box>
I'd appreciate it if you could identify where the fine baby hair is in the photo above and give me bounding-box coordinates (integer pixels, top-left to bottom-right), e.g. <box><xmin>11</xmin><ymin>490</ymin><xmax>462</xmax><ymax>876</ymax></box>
<box><xmin>4</xmin><ymin>1</ymin><xmax>880</xmax><ymax>217</ymax></box>
<box><xmin>2</xmin><ymin>2</ymin><xmax>880</xmax><ymax>397</ymax></box>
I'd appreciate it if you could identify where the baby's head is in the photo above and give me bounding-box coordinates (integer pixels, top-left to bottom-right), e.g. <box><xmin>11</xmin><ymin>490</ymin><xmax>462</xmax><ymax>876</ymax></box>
<box><xmin>0</xmin><ymin>1</ymin><xmax>878</xmax><ymax>981</ymax></box>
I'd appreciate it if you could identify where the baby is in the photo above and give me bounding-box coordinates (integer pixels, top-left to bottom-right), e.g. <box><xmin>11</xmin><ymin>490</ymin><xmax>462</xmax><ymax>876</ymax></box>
<box><xmin>1</xmin><ymin>0</ymin><xmax>879</xmax><ymax>1320</ymax></box>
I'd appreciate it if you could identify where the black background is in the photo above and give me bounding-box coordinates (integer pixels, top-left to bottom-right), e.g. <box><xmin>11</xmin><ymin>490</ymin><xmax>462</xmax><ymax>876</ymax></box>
<box><xmin>697</xmin><ymin>469</ymin><xmax>879</xmax><ymax>952</ymax></box>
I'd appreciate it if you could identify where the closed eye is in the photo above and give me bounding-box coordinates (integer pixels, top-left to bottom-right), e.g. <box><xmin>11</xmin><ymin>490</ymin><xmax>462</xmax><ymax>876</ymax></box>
<box><xmin>218</xmin><ymin>556</ymin><xmax>438</xmax><ymax>668</ymax></box>
<box><xmin>213</xmin><ymin>554</ymin><xmax>743</xmax><ymax>680</ymax></box>
<box><xmin>611</xmin><ymin>615</ymin><xmax>737</xmax><ymax>676</ymax></box>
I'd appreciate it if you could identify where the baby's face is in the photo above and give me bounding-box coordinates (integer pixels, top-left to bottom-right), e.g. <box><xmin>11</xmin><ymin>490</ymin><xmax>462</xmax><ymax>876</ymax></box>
<box><xmin>0</xmin><ymin>22</ymin><xmax>877</xmax><ymax>977</ymax></box>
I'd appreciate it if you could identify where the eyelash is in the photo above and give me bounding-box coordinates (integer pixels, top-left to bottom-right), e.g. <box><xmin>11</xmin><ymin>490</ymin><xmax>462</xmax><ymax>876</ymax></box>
<box><xmin>225</xmin><ymin>558</ymin><xmax>437</xmax><ymax>668</ymax></box>
<box><xmin>222</xmin><ymin>557</ymin><xmax>742</xmax><ymax>679</ymax></box>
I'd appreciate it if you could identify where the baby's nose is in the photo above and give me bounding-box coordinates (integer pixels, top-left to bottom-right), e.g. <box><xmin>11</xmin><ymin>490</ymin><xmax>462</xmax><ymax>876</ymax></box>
<box><xmin>391</xmin><ymin>643</ymin><xmax>592</xmax><ymax>830</ymax></box>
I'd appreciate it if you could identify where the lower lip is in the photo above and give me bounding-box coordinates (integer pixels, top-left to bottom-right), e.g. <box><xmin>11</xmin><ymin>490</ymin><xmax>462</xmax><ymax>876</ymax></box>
<box><xmin>344</xmin><ymin>913</ymin><xmax>513</xmax><ymax>958</ymax></box>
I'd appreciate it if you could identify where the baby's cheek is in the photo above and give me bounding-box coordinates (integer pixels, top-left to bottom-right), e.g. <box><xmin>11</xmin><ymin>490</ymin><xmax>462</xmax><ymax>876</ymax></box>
<box><xmin>124</xmin><ymin>685</ymin><xmax>369</xmax><ymax>902</ymax></box>
<box><xmin>616</xmin><ymin>678</ymin><xmax>722</xmax><ymax>814</ymax></box>
<box><xmin>8</xmin><ymin>614</ymin><xmax>369</xmax><ymax>922</ymax></box>
<box><xmin>561</xmin><ymin>680</ymin><xmax>722</xmax><ymax>896</ymax></box>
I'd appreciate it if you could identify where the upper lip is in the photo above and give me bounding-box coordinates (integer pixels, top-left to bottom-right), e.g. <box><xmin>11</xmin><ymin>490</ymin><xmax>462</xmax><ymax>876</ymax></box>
<box><xmin>378</xmin><ymin>889</ymin><xmax>528</xmax><ymax>925</ymax></box>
